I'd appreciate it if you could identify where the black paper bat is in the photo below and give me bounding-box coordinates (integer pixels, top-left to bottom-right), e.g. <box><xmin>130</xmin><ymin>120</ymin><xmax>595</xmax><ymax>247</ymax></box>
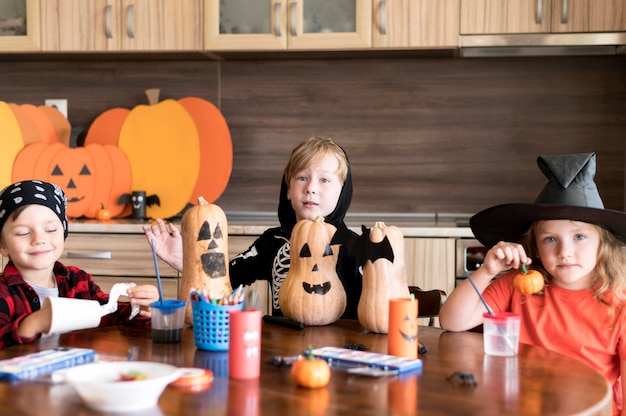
<box><xmin>360</xmin><ymin>225</ymin><xmax>395</xmax><ymax>263</ymax></box>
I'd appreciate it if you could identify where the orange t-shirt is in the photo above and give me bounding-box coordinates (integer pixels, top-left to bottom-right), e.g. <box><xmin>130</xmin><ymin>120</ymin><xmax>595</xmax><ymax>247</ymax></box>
<box><xmin>484</xmin><ymin>271</ymin><xmax>626</xmax><ymax>415</ymax></box>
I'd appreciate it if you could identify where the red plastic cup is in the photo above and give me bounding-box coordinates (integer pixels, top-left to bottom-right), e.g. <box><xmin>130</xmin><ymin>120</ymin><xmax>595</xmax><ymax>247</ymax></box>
<box><xmin>228</xmin><ymin>309</ymin><xmax>262</xmax><ymax>379</ymax></box>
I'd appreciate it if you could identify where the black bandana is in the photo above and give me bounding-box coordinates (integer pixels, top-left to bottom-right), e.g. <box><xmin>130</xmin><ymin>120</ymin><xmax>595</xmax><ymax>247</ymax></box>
<box><xmin>0</xmin><ymin>180</ymin><xmax>68</xmax><ymax>239</ymax></box>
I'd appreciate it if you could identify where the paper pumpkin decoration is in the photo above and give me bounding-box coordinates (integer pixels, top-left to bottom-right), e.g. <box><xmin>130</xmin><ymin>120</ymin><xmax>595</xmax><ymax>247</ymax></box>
<box><xmin>180</xmin><ymin>197</ymin><xmax>232</xmax><ymax>325</ymax></box>
<box><xmin>357</xmin><ymin>222</ymin><xmax>410</xmax><ymax>334</ymax></box>
<box><xmin>0</xmin><ymin>102</ymin><xmax>25</xmax><ymax>190</ymax></box>
<box><xmin>85</xmin><ymin>91</ymin><xmax>232</xmax><ymax>219</ymax></box>
<box><xmin>278</xmin><ymin>216</ymin><xmax>347</xmax><ymax>326</ymax></box>
<box><xmin>12</xmin><ymin>142</ymin><xmax>132</xmax><ymax>219</ymax></box>
<box><xmin>84</xmin><ymin>107</ymin><xmax>130</xmax><ymax>147</ymax></box>
<box><xmin>178</xmin><ymin>97</ymin><xmax>233</xmax><ymax>205</ymax></box>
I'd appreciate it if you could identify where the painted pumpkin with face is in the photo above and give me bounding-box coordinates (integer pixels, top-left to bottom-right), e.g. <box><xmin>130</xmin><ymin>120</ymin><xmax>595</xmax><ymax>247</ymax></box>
<box><xmin>357</xmin><ymin>222</ymin><xmax>410</xmax><ymax>334</ymax></box>
<box><xmin>181</xmin><ymin>197</ymin><xmax>232</xmax><ymax>325</ymax></box>
<box><xmin>278</xmin><ymin>217</ymin><xmax>346</xmax><ymax>326</ymax></box>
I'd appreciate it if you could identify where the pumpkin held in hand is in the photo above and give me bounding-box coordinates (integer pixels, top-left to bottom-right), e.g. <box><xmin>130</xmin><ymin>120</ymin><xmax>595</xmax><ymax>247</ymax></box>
<box><xmin>513</xmin><ymin>264</ymin><xmax>545</xmax><ymax>295</ymax></box>
<box><xmin>357</xmin><ymin>222</ymin><xmax>410</xmax><ymax>334</ymax></box>
<box><xmin>278</xmin><ymin>217</ymin><xmax>346</xmax><ymax>326</ymax></box>
<box><xmin>291</xmin><ymin>347</ymin><xmax>331</xmax><ymax>388</ymax></box>
<box><xmin>180</xmin><ymin>197</ymin><xmax>232</xmax><ymax>325</ymax></box>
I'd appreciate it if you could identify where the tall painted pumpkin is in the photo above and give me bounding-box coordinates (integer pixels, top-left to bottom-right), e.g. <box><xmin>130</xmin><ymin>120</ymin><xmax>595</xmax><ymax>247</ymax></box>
<box><xmin>357</xmin><ymin>222</ymin><xmax>410</xmax><ymax>334</ymax></box>
<box><xmin>180</xmin><ymin>196</ymin><xmax>232</xmax><ymax>325</ymax></box>
<box><xmin>278</xmin><ymin>216</ymin><xmax>346</xmax><ymax>326</ymax></box>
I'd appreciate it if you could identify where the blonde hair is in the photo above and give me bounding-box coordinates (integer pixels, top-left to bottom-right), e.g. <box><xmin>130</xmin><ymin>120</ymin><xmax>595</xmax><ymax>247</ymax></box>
<box><xmin>524</xmin><ymin>221</ymin><xmax>626</xmax><ymax>320</ymax></box>
<box><xmin>283</xmin><ymin>136</ymin><xmax>349</xmax><ymax>186</ymax></box>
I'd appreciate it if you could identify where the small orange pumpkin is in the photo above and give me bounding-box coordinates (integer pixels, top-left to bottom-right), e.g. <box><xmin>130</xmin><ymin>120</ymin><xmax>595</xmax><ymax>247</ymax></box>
<box><xmin>291</xmin><ymin>347</ymin><xmax>331</xmax><ymax>389</ymax></box>
<box><xmin>96</xmin><ymin>203</ymin><xmax>111</xmax><ymax>221</ymax></box>
<box><xmin>278</xmin><ymin>217</ymin><xmax>346</xmax><ymax>326</ymax></box>
<box><xmin>513</xmin><ymin>264</ymin><xmax>545</xmax><ymax>295</ymax></box>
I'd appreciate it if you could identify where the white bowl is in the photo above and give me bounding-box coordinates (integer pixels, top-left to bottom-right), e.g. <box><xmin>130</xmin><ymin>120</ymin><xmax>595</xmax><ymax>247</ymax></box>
<box><xmin>57</xmin><ymin>361</ymin><xmax>181</xmax><ymax>412</ymax></box>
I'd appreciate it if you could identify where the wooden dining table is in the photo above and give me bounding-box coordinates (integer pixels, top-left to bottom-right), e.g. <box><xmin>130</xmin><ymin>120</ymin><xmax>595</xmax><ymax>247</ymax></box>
<box><xmin>0</xmin><ymin>319</ymin><xmax>612</xmax><ymax>415</ymax></box>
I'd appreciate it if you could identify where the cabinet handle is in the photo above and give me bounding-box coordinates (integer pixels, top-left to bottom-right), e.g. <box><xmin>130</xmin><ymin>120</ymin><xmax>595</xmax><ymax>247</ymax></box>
<box><xmin>536</xmin><ymin>0</ymin><xmax>542</xmax><ymax>24</ymax></box>
<box><xmin>105</xmin><ymin>5</ymin><xmax>113</xmax><ymax>39</ymax></box>
<box><xmin>290</xmin><ymin>1</ymin><xmax>297</xmax><ymax>36</ymax></box>
<box><xmin>67</xmin><ymin>252</ymin><xmax>112</xmax><ymax>260</ymax></box>
<box><xmin>275</xmin><ymin>2</ymin><xmax>282</xmax><ymax>36</ymax></box>
<box><xmin>127</xmin><ymin>4</ymin><xmax>135</xmax><ymax>39</ymax></box>
<box><xmin>561</xmin><ymin>0</ymin><xmax>568</xmax><ymax>24</ymax></box>
<box><xmin>380</xmin><ymin>0</ymin><xmax>387</xmax><ymax>35</ymax></box>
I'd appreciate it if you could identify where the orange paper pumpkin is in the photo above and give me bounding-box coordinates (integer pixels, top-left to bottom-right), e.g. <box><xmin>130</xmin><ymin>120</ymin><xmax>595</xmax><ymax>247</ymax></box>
<box><xmin>178</xmin><ymin>97</ymin><xmax>233</xmax><ymax>205</ymax></box>
<box><xmin>0</xmin><ymin>101</ymin><xmax>26</xmax><ymax>189</ymax></box>
<box><xmin>11</xmin><ymin>142</ymin><xmax>132</xmax><ymax>219</ymax></box>
<box><xmin>278</xmin><ymin>217</ymin><xmax>347</xmax><ymax>326</ymax></box>
<box><xmin>86</xmin><ymin>92</ymin><xmax>232</xmax><ymax>218</ymax></box>
<box><xmin>358</xmin><ymin>222</ymin><xmax>410</xmax><ymax>334</ymax></box>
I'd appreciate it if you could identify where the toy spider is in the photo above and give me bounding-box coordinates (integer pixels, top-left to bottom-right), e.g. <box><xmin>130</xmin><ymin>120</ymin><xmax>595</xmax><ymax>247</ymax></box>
<box><xmin>447</xmin><ymin>371</ymin><xmax>477</xmax><ymax>388</ymax></box>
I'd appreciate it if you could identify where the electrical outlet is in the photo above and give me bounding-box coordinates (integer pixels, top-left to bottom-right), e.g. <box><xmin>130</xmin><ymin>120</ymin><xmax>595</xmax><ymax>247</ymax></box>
<box><xmin>45</xmin><ymin>99</ymin><xmax>68</xmax><ymax>119</ymax></box>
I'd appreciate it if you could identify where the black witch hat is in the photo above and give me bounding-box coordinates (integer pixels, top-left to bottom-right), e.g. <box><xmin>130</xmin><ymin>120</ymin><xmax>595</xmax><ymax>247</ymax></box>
<box><xmin>470</xmin><ymin>153</ymin><xmax>626</xmax><ymax>247</ymax></box>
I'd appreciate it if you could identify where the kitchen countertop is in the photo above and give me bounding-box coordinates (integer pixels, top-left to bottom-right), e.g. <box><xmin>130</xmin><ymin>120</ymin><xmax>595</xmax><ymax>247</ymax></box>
<box><xmin>68</xmin><ymin>212</ymin><xmax>476</xmax><ymax>239</ymax></box>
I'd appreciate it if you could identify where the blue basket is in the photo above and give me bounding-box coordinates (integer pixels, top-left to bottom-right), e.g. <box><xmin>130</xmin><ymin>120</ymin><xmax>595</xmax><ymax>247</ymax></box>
<box><xmin>191</xmin><ymin>298</ymin><xmax>243</xmax><ymax>351</ymax></box>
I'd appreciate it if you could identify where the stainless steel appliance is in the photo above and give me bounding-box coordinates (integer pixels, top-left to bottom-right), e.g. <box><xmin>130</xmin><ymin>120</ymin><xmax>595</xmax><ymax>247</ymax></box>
<box><xmin>455</xmin><ymin>239</ymin><xmax>488</xmax><ymax>286</ymax></box>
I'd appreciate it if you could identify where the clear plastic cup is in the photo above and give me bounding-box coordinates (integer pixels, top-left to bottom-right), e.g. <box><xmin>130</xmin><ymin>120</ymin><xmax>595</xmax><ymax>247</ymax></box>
<box><xmin>482</xmin><ymin>312</ymin><xmax>520</xmax><ymax>356</ymax></box>
<box><xmin>150</xmin><ymin>300</ymin><xmax>187</xmax><ymax>343</ymax></box>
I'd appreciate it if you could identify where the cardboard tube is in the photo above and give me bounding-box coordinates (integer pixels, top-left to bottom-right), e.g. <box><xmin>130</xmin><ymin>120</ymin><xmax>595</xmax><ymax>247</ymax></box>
<box><xmin>387</xmin><ymin>298</ymin><xmax>419</xmax><ymax>359</ymax></box>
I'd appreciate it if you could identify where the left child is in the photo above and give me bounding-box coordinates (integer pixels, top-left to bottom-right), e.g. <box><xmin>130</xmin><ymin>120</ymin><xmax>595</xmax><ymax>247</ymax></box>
<box><xmin>0</xmin><ymin>180</ymin><xmax>159</xmax><ymax>349</ymax></box>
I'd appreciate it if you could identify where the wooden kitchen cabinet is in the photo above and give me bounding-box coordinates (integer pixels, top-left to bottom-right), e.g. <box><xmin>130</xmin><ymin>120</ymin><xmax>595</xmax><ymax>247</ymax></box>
<box><xmin>460</xmin><ymin>0</ymin><xmax>626</xmax><ymax>34</ymax></box>
<box><xmin>41</xmin><ymin>0</ymin><xmax>202</xmax><ymax>52</ymax></box>
<box><xmin>0</xmin><ymin>0</ymin><xmax>40</xmax><ymax>51</ymax></box>
<box><xmin>59</xmin><ymin>232</ymin><xmax>180</xmax><ymax>299</ymax></box>
<box><xmin>404</xmin><ymin>238</ymin><xmax>455</xmax><ymax>300</ymax></box>
<box><xmin>204</xmin><ymin>0</ymin><xmax>372</xmax><ymax>51</ymax></box>
<box><xmin>372</xmin><ymin>0</ymin><xmax>460</xmax><ymax>49</ymax></box>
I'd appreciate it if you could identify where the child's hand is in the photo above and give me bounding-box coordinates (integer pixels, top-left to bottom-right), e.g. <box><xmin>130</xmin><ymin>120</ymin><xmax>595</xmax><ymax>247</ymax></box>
<box><xmin>482</xmin><ymin>241</ymin><xmax>531</xmax><ymax>277</ymax></box>
<box><xmin>17</xmin><ymin>303</ymin><xmax>53</xmax><ymax>339</ymax></box>
<box><xmin>142</xmin><ymin>219</ymin><xmax>184</xmax><ymax>272</ymax></box>
<box><xmin>127</xmin><ymin>284</ymin><xmax>160</xmax><ymax>318</ymax></box>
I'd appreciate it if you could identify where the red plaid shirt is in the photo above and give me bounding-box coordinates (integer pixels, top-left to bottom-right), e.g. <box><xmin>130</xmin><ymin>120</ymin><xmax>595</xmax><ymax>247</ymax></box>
<box><xmin>0</xmin><ymin>262</ymin><xmax>150</xmax><ymax>349</ymax></box>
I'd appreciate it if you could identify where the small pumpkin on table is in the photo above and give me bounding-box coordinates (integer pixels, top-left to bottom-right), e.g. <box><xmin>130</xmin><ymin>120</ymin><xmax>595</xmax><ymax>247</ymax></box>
<box><xmin>291</xmin><ymin>346</ymin><xmax>331</xmax><ymax>388</ymax></box>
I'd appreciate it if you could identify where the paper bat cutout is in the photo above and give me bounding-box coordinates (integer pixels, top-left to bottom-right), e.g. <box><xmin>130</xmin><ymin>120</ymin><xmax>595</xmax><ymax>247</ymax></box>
<box><xmin>361</xmin><ymin>225</ymin><xmax>395</xmax><ymax>263</ymax></box>
<box><xmin>118</xmin><ymin>190</ymin><xmax>160</xmax><ymax>219</ymax></box>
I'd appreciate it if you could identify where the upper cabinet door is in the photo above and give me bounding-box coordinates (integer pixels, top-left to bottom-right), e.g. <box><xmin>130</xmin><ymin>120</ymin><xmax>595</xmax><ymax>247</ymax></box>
<box><xmin>42</xmin><ymin>0</ymin><xmax>126</xmax><ymax>51</ymax></box>
<box><xmin>373</xmin><ymin>0</ymin><xmax>460</xmax><ymax>48</ymax></box>
<box><xmin>461</xmin><ymin>0</ymin><xmax>626</xmax><ymax>34</ymax></box>
<box><xmin>205</xmin><ymin>0</ymin><xmax>371</xmax><ymax>51</ymax></box>
<box><xmin>0</xmin><ymin>0</ymin><xmax>40</xmax><ymax>51</ymax></box>
<box><xmin>42</xmin><ymin>0</ymin><xmax>202</xmax><ymax>52</ymax></box>
<box><xmin>120</xmin><ymin>0</ymin><xmax>203</xmax><ymax>51</ymax></box>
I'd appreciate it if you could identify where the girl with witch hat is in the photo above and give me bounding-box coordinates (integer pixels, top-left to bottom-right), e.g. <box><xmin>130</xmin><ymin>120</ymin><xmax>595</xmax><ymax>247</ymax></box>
<box><xmin>440</xmin><ymin>153</ymin><xmax>626</xmax><ymax>415</ymax></box>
